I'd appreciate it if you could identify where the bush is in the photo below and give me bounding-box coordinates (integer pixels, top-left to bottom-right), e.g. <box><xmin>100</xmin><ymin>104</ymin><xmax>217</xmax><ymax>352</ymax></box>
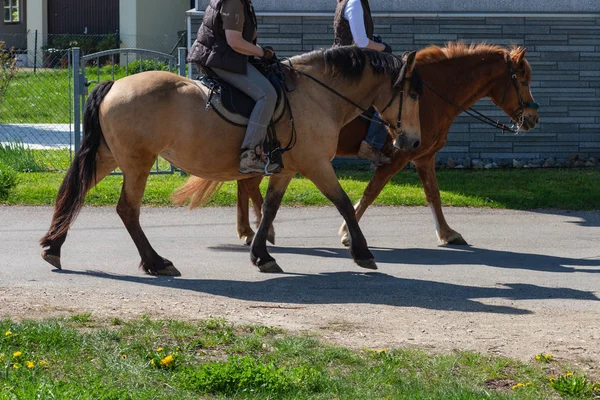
<box><xmin>0</xmin><ymin>161</ymin><xmax>18</xmax><ymax>200</ymax></box>
<box><xmin>0</xmin><ymin>40</ymin><xmax>17</xmax><ymax>106</ymax></box>
<box><xmin>0</xmin><ymin>140</ymin><xmax>46</xmax><ymax>172</ymax></box>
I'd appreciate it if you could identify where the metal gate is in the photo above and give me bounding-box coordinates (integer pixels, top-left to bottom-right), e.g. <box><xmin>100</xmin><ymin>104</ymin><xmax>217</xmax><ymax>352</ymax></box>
<box><xmin>72</xmin><ymin>47</ymin><xmax>187</xmax><ymax>174</ymax></box>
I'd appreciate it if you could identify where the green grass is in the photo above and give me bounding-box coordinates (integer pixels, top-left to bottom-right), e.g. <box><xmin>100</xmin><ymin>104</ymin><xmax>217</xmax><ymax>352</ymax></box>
<box><xmin>2</xmin><ymin>317</ymin><xmax>596</xmax><ymax>399</ymax></box>
<box><xmin>0</xmin><ymin>62</ymin><xmax>174</xmax><ymax>124</ymax></box>
<box><xmin>1</xmin><ymin>168</ymin><xmax>599</xmax><ymax>210</ymax></box>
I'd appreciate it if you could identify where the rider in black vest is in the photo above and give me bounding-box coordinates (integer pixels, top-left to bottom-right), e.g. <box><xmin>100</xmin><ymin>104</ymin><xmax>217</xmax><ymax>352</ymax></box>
<box><xmin>189</xmin><ymin>0</ymin><xmax>280</xmax><ymax>174</ymax></box>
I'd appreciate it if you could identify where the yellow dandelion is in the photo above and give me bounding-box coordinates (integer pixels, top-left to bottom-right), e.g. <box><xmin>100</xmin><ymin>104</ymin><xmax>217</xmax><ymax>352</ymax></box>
<box><xmin>12</xmin><ymin>363</ymin><xmax>19</xmax><ymax>369</ymax></box>
<box><xmin>160</xmin><ymin>355</ymin><xmax>174</xmax><ymax>367</ymax></box>
<box><xmin>511</xmin><ymin>383</ymin><xmax>524</xmax><ymax>390</ymax></box>
<box><xmin>549</xmin><ymin>377</ymin><xmax>556</xmax><ymax>382</ymax></box>
<box><xmin>565</xmin><ymin>372</ymin><xmax>573</xmax><ymax>377</ymax></box>
<box><xmin>525</xmin><ymin>382</ymin><xmax>533</xmax><ymax>386</ymax></box>
<box><xmin>5</xmin><ymin>331</ymin><xmax>12</xmax><ymax>336</ymax></box>
<box><xmin>535</xmin><ymin>354</ymin><xmax>541</xmax><ymax>360</ymax></box>
<box><xmin>39</xmin><ymin>361</ymin><xmax>48</xmax><ymax>366</ymax></box>
<box><xmin>156</xmin><ymin>347</ymin><xmax>164</xmax><ymax>352</ymax></box>
<box><xmin>12</xmin><ymin>351</ymin><xmax>22</xmax><ymax>358</ymax></box>
<box><xmin>25</xmin><ymin>361</ymin><xmax>34</xmax><ymax>369</ymax></box>
<box><xmin>121</xmin><ymin>354</ymin><xmax>127</xmax><ymax>359</ymax></box>
<box><xmin>151</xmin><ymin>359</ymin><xmax>155</xmax><ymax>365</ymax></box>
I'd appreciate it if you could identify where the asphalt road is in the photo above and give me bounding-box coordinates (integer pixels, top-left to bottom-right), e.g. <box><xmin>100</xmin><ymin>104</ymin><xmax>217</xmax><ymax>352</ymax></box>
<box><xmin>1</xmin><ymin>206</ymin><xmax>599</xmax><ymax>364</ymax></box>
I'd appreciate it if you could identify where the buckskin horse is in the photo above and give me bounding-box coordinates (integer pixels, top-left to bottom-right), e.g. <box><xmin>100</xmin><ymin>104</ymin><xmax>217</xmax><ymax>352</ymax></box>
<box><xmin>40</xmin><ymin>46</ymin><xmax>423</xmax><ymax>276</ymax></box>
<box><xmin>204</xmin><ymin>42</ymin><xmax>540</xmax><ymax>248</ymax></box>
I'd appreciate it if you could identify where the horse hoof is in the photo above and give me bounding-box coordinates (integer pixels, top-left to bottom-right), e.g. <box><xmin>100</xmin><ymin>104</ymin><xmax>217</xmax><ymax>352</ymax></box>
<box><xmin>154</xmin><ymin>264</ymin><xmax>182</xmax><ymax>277</ymax></box>
<box><xmin>441</xmin><ymin>232</ymin><xmax>469</xmax><ymax>246</ymax></box>
<box><xmin>42</xmin><ymin>250</ymin><xmax>62</xmax><ymax>270</ymax></box>
<box><xmin>355</xmin><ymin>259</ymin><xmax>377</xmax><ymax>270</ymax></box>
<box><xmin>144</xmin><ymin>259</ymin><xmax>181</xmax><ymax>277</ymax></box>
<box><xmin>242</xmin><ymin>234</ymin><xmax>254</xmax><ymax>246</ymax></box>
<box><xmin>258</xmin><ymin>260</ymin><xmax>283</xmax><ymax>273</ymax></box>
<box><xmin>448</xmin><ymin>236</ymin><xmax>469</xmax><ymax>246</ymax></box>
<box><xmin>341</xmin><ymin>233</ymin><xmax>351</xmax><ymax>247</ymax></box>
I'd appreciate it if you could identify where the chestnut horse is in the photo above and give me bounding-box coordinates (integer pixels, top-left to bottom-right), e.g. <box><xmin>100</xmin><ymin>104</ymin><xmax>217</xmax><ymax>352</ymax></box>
<box><xmin>40</xmin><ymin>46</ymin><xmax>422</xmax><ymax>276</ymax></box>
<box><xmin>220</xmin><ymin>43</ymin><xmax>540</xmax><ymax>246</ymax></box>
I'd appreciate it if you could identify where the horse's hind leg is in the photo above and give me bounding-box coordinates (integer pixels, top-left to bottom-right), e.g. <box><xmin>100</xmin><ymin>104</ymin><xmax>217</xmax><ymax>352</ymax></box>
<box><xmin>303</xmin><ymin>162</ymin><xmax>376</xmax><ymax>270</ymax></box>
<box><xmin>236</xmin><ymin>180</ymin><xmax>255</xmax><ymax>245</ymax></box>
<box><xmin>117</xmin><ymin>157</ymin><xmax>181</xmax><ymax>276</ymax></box>
<box><xmin>250</xmin><ymin>174</ymin><xmax>293</xmax><ymax>273</ymax></box>
<box><xmin>41</xmin><ymin>142</ymin><xmax>117</xmax><ymax>269</ymax></box>
<box><xmin>413</xmin><ymin>155</ymin><xmax>467</xmax><ymax>245</ymax></box>
<box><xmin>237</xmin><ymin>177</ymin><xmax>275</xmax><ymax>245</ymax></box>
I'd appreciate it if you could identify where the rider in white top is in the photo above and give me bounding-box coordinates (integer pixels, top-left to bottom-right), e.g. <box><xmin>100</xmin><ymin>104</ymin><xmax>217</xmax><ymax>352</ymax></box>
<box><xmin>340</xmin><ymin>0</ymin><xmax>392</xmax><ymax>165</ymax></box>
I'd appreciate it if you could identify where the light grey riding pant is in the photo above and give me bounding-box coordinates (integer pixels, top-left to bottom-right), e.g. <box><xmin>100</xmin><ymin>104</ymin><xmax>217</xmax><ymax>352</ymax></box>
<box><xmin>212</xmin><ymin>63</ymin><xmax>277</xmax><ymax>151</ymax></box>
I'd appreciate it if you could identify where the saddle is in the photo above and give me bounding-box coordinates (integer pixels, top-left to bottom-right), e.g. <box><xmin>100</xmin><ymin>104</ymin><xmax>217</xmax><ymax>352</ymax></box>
<box><xmin>196</xmin><ymin>62</ymin><xmax>287</xmax><ymax>127</ymax></box>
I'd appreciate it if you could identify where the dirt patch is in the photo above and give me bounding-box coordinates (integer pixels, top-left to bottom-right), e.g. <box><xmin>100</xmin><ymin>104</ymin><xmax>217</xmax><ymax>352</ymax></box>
<box><xmin>2</xmin><ymin>284</ymin><xmax>600</xmax><ymax>378</ymax></box>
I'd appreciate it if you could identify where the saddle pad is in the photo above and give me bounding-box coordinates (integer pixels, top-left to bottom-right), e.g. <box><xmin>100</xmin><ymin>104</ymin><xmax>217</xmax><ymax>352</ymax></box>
<box><xmin>194</xmin><ymin>77</ymin><xmax>286</xmax><ymax>127</ymax></box>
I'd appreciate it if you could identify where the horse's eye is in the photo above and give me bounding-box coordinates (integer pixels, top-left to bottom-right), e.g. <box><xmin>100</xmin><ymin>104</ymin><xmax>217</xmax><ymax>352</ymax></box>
<box><xmin>521</xmin><ymin>81</ymin><xmax>529</xmax><ymax>87</ymax></box>
<box><xmin>409</xmin><ymin>93</ymin><xmax>418</xmax><ymax>100</ymax></box>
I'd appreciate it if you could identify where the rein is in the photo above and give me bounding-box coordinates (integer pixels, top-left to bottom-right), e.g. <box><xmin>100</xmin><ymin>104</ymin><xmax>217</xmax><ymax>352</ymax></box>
<box><xmin>272</xmin><ymin>58</ymin><xmax>407</xmax><ymax>129</ymax></box>
<box><xmin>420</xmin><ymin>57</ymin><xmax>539</xmax><ymax>134</ymax></box>
<box><xmin>256</xmin><ymin>54</ymin><xmax>410</xmax><ymax>175</ymax></box>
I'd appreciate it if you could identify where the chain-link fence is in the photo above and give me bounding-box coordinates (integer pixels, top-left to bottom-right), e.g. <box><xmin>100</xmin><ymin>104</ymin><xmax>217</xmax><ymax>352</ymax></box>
<box><xmin>0</xmin><ymin>32</ymin><xmax>187</xmax><ymax>172</ymax></box>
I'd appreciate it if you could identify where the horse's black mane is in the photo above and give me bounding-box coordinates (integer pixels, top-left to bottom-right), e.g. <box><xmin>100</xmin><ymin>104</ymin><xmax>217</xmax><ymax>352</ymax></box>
<box><xmin>294</xmin><ymin>46</ymin><xmax>405</xmax><ymax>87</ymax></box>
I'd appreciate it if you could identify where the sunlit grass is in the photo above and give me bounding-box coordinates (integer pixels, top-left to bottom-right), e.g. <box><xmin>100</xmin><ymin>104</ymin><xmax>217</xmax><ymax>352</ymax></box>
<box><xmin>2</xmin><ymin>168</ymin><xmax>599</xmax><ymax>210</ymax></box>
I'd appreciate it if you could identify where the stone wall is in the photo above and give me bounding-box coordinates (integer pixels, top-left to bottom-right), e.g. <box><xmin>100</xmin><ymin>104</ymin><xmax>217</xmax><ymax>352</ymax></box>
<box><xmin>187</xmin><ymin>8</ymin><xmax>600</xmax><ymax>161</ymax></box>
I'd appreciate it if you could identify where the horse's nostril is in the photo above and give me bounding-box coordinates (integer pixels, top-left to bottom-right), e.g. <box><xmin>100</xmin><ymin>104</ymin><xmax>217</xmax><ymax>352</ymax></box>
<box><xmin>412</xmin><ymin>140</ymin><xmax>421</xmax><ymax>149</ymax></box>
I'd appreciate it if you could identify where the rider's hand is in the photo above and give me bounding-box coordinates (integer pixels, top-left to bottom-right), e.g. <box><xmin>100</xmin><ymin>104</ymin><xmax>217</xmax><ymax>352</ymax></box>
<box><xmin>383</xmin><ymin>42</ymin><xmax>393</xmax><ymax>54</ymax></box>
<box><xmin>262</xmin><ymin>46</ymin><xmax>276</xmax><ymax>59</ymax></box>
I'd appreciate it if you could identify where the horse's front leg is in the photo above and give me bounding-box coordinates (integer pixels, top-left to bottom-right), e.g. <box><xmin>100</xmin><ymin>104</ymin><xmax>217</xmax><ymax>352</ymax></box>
<box><xmin>339</xmin><ymin>157</ymin><xmax>409</xmax><ymax>247</ymax></box>
<box><xmin>250</xmin><ymin>174</ymin><xmax>293</xmax><ymax>273</ymax></box>
<box><xmin>413</xmin><ymin>155</ymin><xmax>468</xmax><ymax>245</ymax></box>
<box><xmin>304</xmin><ymin>162</ymin><xmax>376</xmax><ymax>270</ymax></box>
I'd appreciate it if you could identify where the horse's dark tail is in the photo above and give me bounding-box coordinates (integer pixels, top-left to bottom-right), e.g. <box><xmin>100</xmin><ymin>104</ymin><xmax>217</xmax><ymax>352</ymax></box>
<box><xmin>40</xmin><ymin>80</ymin><xmax>115</xmax><ymax>247</ymax></box>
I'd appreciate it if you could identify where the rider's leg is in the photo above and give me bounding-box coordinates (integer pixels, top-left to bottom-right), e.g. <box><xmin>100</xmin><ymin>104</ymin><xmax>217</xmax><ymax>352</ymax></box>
<box><xmin>212</xmin><ymin>63</ymin><xmax>278</xmax><ymax>174</ymax></box>
<box><xmin>358</xmin><ymin>111</ymin><xmax>391</xmax><ymax>166</ymax></box>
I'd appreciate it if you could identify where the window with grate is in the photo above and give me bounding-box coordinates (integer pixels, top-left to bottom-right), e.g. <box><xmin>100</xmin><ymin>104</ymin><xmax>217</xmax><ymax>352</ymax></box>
<box><xmin>3</xmin><ymin>0</ymin><xmax>19</xmax><ymax>23</ymax></box>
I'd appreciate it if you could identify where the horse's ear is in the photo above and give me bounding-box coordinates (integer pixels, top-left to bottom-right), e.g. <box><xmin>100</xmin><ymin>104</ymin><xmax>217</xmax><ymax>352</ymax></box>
<box><xmin>511</xmin><ymin>48</ymin><xmax>526</xmax><ymax>66</ymax></box>
<box><xmin>404</xmin><ymin>50</ymin><xmax>417</xmax><ymax>71</ymax></box>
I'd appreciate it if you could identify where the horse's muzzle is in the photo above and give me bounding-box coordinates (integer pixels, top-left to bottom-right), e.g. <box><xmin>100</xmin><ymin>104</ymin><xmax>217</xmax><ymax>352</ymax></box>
<box><xmin>520</xmin><ymin>114</ymin><xmax>539</xmax><ymax>131</ymax></box>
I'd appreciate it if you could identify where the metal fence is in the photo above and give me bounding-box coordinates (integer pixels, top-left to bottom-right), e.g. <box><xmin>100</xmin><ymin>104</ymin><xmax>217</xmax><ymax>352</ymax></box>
<box><xmin>0</xmin><ymin>32</ymin><xmax>187</xmax><ymax>172</ymax></box>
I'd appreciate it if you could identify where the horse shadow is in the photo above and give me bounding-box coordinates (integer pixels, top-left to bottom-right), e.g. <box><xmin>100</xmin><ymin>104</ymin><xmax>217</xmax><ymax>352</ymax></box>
<box><xmin>208</xmin><ymin>244</ymin><xmax>600</xmax><ymax>274</ymax></box>
<box><xmin>56</xmin><ymin>266</ymin><xmax>598</xmax><ymax>316</ymax></box>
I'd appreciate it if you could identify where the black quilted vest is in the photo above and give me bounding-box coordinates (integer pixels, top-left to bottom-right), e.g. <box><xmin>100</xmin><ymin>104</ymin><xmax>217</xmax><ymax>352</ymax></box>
<box><xmin>188</xmin><ymin>0</ymin><xmax>258</xmax><ymax>74</ymax></box>
<box><xmin>333</xmin><ymin>0</ymin><xmax>374</xmax><ymax>47</ymax></box>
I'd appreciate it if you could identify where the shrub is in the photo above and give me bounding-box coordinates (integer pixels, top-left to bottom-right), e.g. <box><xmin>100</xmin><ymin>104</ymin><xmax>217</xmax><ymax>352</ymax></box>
<box><xmin>0</xmin><ymin>140</ymin><xmax>46</xmax><ymax>172</ymax></box>
<box><xmin>0</xmin><ymin>161</ymin><xmax>18</xmax><ymax>201</ymax></box>
<box><xmin>0</xmin><ymin>41</ymin><xmax>17</xmax><ymax>106</ymax></box>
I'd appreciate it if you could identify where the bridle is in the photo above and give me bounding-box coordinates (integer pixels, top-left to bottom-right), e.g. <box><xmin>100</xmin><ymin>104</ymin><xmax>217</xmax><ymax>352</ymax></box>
<box><xmin>379</xmin><ymin>59</ymin><xmax>422</xmax><ymax>132</ymax></box>
<box><xmin>421</xmin><ymin>55</ymin><xmax>540</xmax><ymax>134</ymax></box>
<box><xmin>502</xmin><ymin>56</ymin><xmax>541</xmax><ymax>131</ymax></box>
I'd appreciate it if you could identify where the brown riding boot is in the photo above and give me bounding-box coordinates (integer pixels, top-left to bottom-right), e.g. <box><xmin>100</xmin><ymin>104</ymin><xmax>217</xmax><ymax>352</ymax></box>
<box><xmin>239</xmin><ymin>149</ymin><xmax>280</xmax><ymax>175</ymax></box>
<box><xmin>357</xmin><ymin>140</ymin><xmax>391</xmax><ymax>166</ymax></box>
